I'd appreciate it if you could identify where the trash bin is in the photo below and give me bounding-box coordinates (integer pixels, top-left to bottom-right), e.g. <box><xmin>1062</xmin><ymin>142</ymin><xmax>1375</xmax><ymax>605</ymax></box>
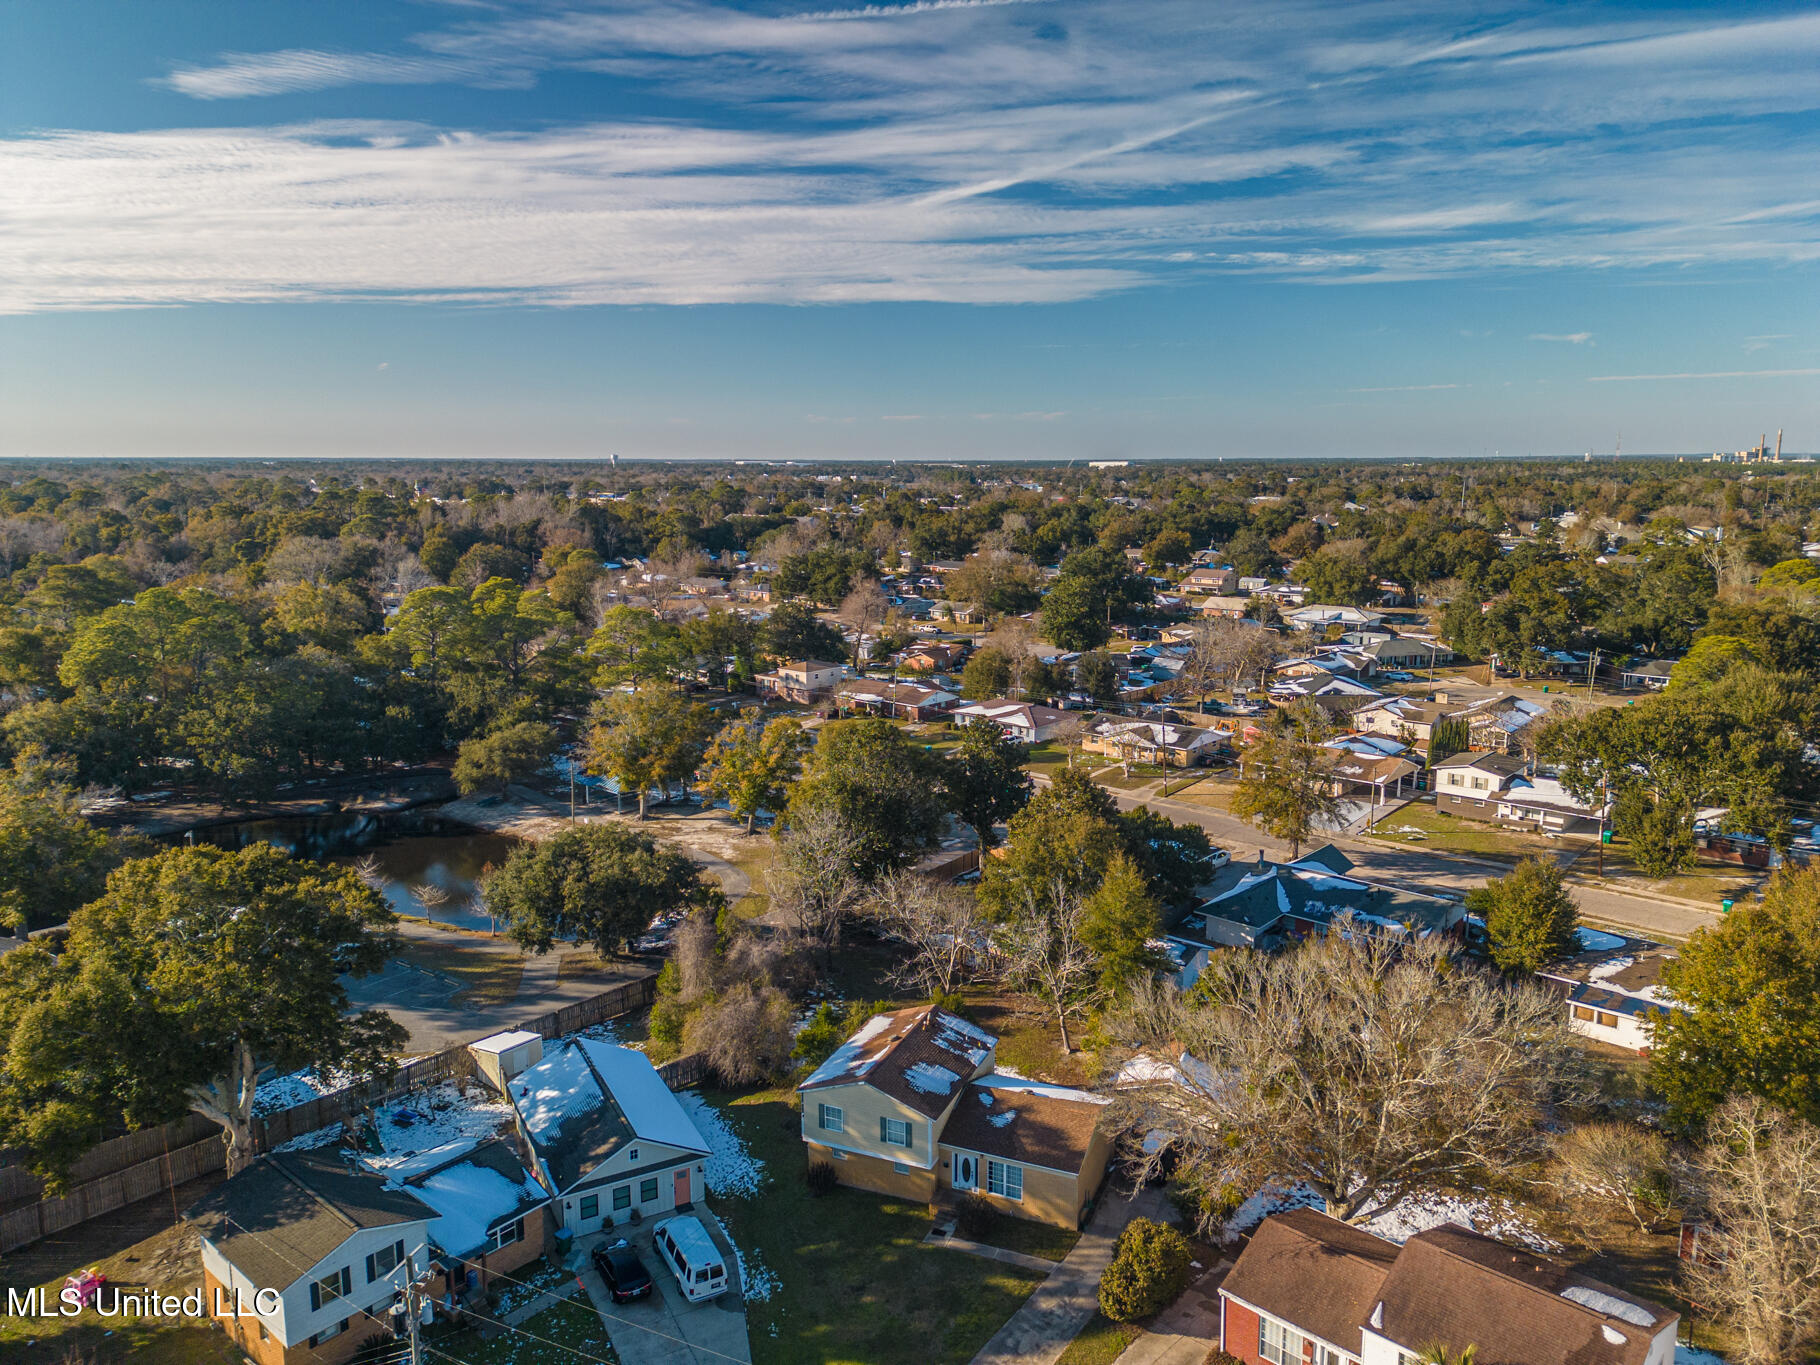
<box><xmin>1721</xmin><ymin>898</ymin><xmax>1734</xmax><ymax>913</ymax></box>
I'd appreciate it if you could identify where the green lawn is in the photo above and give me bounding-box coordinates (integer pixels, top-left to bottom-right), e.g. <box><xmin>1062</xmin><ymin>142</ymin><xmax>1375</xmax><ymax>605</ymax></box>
<box><xmin>710</xmin><ymin>1088</ymin><xmax>1047</xmax><ymax>1365</ymax></box>
<box><xmin>972</xmin><ymin>1216</ymin><xmax>1081</xmax><ymax>1263</ymax></box>
<box><xmin>1570</xmin><ymin>839</ymin><xmax>1760</xmax><ymax>905</ymax></box>
<box><xmin>726</xmin><ymin>837</ymin><xmax>778</xmax><ymax>920</ymax></box>
<box><xmin>1055</xmin><ymin>1312</ymin><xmax>1142</xmax><ymax>1365</ymax></box>
<box><xmin>1365</xmin><ymin>803</ymin><xmax>1579</xmax><ymax>863</ymax></box>
<box><xmin>1024</xmin><ymin>741</ymin><xmax>1076</xmax><ymax>773</ymax></box>
<box><xmin>429</xmin><ymin>1298</ymin><xmax>618</xmax><ymax>1365</ymax></box>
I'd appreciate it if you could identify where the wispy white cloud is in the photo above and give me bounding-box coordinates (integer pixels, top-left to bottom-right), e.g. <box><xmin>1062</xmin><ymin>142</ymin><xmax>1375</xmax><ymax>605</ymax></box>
<box><xmin>1743</xmin><ymin>333</ymin><xmax>1790</xmax><ymax>353</ymax></box>
<box><xmin>1529</xmin><ymin>332</ymin><xmax>1594</xmax><ymax>344</ymax></box>
<box><xmin>1348</xmin><ymin>383</ymin><xmax>1462</xmax><ymax>392</ymax></box>
<box><xmin>1587</xmin><ymin>368</ymin><xmax>1820</xmax><ymax>382</ymax></box>
<box><xmin>7</xmin><ymin>0</ymin><xmax>1820</xmax><ymax>311</ymax></box>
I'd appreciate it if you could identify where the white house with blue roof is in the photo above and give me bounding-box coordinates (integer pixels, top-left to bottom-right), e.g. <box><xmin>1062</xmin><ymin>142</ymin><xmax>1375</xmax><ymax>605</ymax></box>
<box><xmin>505</xmin><ymin>1038</ymin><xmax>711</xmax><ymax>1237</ymax></box>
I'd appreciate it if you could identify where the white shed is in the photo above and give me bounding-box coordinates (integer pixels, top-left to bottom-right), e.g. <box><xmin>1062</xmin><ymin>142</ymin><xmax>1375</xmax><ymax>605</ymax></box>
<box><xmin>470</xmin><ymin>1029</ymin><xmax>545</xmax><ymax>1093</ymax></box>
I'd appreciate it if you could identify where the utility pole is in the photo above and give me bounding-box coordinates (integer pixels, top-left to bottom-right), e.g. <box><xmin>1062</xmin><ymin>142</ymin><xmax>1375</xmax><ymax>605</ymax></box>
<box><xmin>1587</xmin><ymin>646</ymin><xmax>1599</xmax><ymax>700</ymax></box>
<box><xmin>401</xmin><ymin>1253</ymin><xmax>430</xmax><ymax>1365</ymax></box>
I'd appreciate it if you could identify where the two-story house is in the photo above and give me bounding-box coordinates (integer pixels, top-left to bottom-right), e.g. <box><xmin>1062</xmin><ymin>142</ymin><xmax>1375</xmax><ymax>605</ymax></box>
<box><xmin>1219</xmin><ymin>1208</ymin><xmax>1678</xmax><ymax>1365</ymax></box>
<box><xmin>798</xmin><ymin>1005</ymin><xmax>1112</xmax><ymax>1229</ymax></box>
<box><xmin>506</xmin><ymin>1038</ymin><xmax>711</xmax><ymax>1237</ymax></box>
<box><xmin>188</xmin><ymin>1150</ymin><xmax>435</xmax><ymax>1365</ymax></box>
<box><xmin>1431</xmin><ymin>751</ymin><xmax>1608</xmax><ymax>833</ymax></box>
<box><xmin>755</xmin><ymin>659</ymin><xmax>846</xmax><ymax>704</ymax></box>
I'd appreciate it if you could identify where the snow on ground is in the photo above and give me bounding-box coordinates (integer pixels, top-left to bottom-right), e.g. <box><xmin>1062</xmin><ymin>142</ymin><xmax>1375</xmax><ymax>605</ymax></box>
<box><xmin>708</xmin><ymin>1209</ymin><xmax>780</xmax><ymax>1304</ymax></box>
<box><xmin>1225</xmin><ymin>1181</ymin><xmax>1325</xmax><ymax>1238</ymax></box>
<box><xmin>253</xmin><ymin>1066</ymin><xmax>352</xmax><ymax>1115</ymax></box>
<box><xmin>365</xmin><ymin>1082</ymin><xmax>516</xmax><ymax>1161</ymax></box>
<box><xmin>679</xmin><ymin>1092</ymin><xmax>767</xmax><ymax>1199</ymax></box>
<box><xmin>270</xmin><ymin>1122</ymin><xmax>346</xmax><ymax>1153</ymax></box>
<box><xmin>1362</xmin><ymin>1190</ymin><xmax>1559</xmax><ymax>1252</ymax></box>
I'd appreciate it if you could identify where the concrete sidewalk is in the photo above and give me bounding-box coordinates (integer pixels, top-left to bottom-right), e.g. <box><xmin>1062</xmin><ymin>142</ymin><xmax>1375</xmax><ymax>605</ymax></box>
<box><xmin>969</xmin><ymin>1184</ymin><xmax>1173</xmax><ymax>1365</ymax></box>
<box><xmin>1117</xmin><ymin>1262</ymin><xmax>1230</xmax><ymax>1365</ymax></box>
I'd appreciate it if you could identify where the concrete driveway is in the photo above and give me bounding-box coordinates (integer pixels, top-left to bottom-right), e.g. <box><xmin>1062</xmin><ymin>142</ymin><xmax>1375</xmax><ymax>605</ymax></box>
<box><xmin>574</xmin><ymin>1218</ymin><xmax>752</xmax><ymax>1365</ymax></box>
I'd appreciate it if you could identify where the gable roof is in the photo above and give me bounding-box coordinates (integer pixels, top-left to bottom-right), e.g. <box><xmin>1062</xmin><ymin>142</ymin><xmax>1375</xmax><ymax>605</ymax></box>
<box><xmin>509</xmin><ymin>1039</ymin><xmax>708</xmax><ymax>1192</ymax></box>
<box><xmin>1222</xmin><ymin>1210</ymin><xmax>1674</xmax><ymax>1365</ymax></box>
<box><xmin>1432</xmin><ymin>750</ymin><xmax>1529</xmax><ymax>777</ymax></box>
<box><xmin>1221</xmin><ymin>1207</ymin><xmax>1399</xmax><ymax>1353</ymax></box>
<box><xmin>187</xmin><ymin>1149</ymin><xmax>433</xmax><ymax>1291</ymax></box>
<box><xmin>939</xmin><ymin>1076</ymin><xmax>1108</xmax><ymax>1175</ymax></box>
<box><xmin>1174</xmin><ymin>850</ymin><xmax>1456</xmax><ymax>950</ymax></box>
<box><xmin>798</xmin><ymin>1004</ymin><xmax>997</xmax><ymax>1119</ymax></box>
<box><xmin>380</xmin><ymin>1139</ymin><xmax>551</xmax><ymax>1260</ymax></box>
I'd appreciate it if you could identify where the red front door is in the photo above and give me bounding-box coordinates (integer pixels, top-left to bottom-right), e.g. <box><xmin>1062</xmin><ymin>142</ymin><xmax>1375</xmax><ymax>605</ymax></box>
<box><xmin>674</xmin><ymin>1168</ymin><xmax>691</xmax><ymax>1207</ymax></box>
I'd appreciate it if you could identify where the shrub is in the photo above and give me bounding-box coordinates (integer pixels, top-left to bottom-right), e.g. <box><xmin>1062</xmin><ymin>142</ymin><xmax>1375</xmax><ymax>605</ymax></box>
<box><xmin>1202</xmin><ymin>1351</ymin><xmax>1244</xmax><ymax>1365</ymax></box>
<box><xmin>956</xmin><ymin>1192</ymin><xmax>998</xmax><ymax>1240</ymax></box>
<box><xmin>805</xmin><ymin>1161</ymin><xmax>839</xmax><ymax>1197</ymax></box>
<box><xmin>1099</xmin><ymin>1216</ymin><xmax>1193</xmax><ymax>1322</ymax></box>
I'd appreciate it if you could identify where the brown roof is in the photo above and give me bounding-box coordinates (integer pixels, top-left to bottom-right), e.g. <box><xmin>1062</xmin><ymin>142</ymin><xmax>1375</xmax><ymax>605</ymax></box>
<box><xmin>1221</xmin><ymin>1208</ymin><xmax>1398</xmax><ymax>1352</ymax></box>
<box><xmin>1376</xmin><ymin>1225</ymin><xmax>1672</xmax><ymax>1365</ymax></box>
<box><xmin>939</xmin><ymin>1080</ymin><xmax>1108</xmax><ymax>1175</ymax></box>
<box><xmin>797</xmin><ymin>1005</ymin><xmax>997</xmax><ymax>1119</ymax></box>
<box><xmin>1222</xmin><ymin>1210</ymin><xmax>1675</xmax><ymax>1365</ymax></box>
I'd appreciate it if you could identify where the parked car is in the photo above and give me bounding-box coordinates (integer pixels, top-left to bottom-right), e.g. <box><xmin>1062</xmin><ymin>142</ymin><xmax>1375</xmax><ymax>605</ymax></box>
<box><xmin>592</xmin><ymin>1243</ymin><xmax>654</xmax><ymax>1303</ymax></box>
<box><xmin>652</xmin><ymin>1214</ymin><xmax>730</xmax><ymax>1303</ymax></box>
<box><xmin>1203</xmin><ymin>847</ymin><xmax>1231</xmax><ymax>870</ymax></box>
<box><xmin>1379</xmin><ymin>670</ymin><xmax>1416</xmax><ymax>682</ymax></box>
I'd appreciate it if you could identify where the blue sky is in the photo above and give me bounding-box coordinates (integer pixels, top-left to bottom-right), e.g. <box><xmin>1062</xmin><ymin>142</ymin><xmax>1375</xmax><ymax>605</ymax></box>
<box><xmin>2</xmin><ymin>0</ymin><xmax>1817</xmax><ymax>459</ymax></box>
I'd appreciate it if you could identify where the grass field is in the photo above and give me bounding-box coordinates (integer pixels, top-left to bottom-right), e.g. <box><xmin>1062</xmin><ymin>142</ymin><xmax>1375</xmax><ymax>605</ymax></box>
<box><xmin>429</xmin><ymin>1297</ymin><xmax>620</xmax><ymax>1365</ymax></box>
<box><xmin>709</xmin><ymin>1088</ymin><xmax>1046</xmax><ymax>1365</ymax></box>
<box><xmin>1054</xmin><ymin>1312</ymin><xmax>1142</xmax><ymax>1365</ymax></box>
<box><xmin>1365</xmin><ymin>803</ymin><xmax>1578</xmax><ymax>863</ymax></box>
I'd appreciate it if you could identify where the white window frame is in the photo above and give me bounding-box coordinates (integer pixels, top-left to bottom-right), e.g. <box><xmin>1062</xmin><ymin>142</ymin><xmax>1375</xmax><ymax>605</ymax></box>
<box><xmin>881</xmin><ymin>1117</ymin><xmax>912</xmax><ymax>1148</ymax></box>
<box><xmin>818</xmin><ymin>1103</ymin><xmax>844</xmax><ymax>1134</ymax></box>
<box><xmin>986</xmin><ymin>1161</ymin><xmax>1023</xmax><ymax>1201</ymax></box>
<box><xmin>1259</xmin><ymin>1316</ymin><xmax>1304</xmax><ymax>1365</ymax></box>
<box><xmin>491</xmin><ymin>1218</ymin><xmax>524</xmax><ymax>1250</ymax></box>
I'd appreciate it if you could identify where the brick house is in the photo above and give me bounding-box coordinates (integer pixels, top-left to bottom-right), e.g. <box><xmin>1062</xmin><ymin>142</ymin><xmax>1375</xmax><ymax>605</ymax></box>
<box><xmin>1219</xmin><ymin>1208</ymin><xmax>1679</xmax><ymax>1365</ymax></box>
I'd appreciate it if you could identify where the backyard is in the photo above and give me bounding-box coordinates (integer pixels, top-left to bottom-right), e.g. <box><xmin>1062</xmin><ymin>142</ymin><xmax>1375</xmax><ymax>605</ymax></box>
<box><xmin>1365</xmin><ymin>801</ymin><xmax>1588</xmax><ymax>863</ymax></box>
<box><xmin>706</xmin><ymin>1087</ymin><xmax>1049</xmax><ymax>1365</ymax></box>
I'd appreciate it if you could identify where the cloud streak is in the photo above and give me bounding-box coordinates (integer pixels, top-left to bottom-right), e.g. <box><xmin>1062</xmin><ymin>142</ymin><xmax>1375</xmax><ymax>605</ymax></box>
<box><xmin>5</xmin><ymin>0</ymin><xmax>1819</xmax><ymax>311</ymax></box>
<box><xmin>1587</xmin><ymin>368</ymin><xmax>1820</xmax><ymax>383</ymax></box>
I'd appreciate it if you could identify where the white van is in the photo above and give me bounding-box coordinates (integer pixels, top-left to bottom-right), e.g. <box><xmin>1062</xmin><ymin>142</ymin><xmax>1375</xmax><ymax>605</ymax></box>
<box><xmin>652</xmin><ymin>1214</ymin><xmax>729</xmax><ymax>1303</ymax></box>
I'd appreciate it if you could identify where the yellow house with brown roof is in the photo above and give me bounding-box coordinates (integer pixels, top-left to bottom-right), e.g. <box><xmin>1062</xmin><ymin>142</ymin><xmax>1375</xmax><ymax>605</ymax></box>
<box><xmin>796</xmin><ymin>1005</ymin><xmax>1113</xmax><ymax>1229</ymax></box>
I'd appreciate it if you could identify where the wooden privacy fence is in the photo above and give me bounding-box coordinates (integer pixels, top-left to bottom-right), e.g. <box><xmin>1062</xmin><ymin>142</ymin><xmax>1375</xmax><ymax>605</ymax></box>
<box><xmin>0</xmin><ymin>971</ymin><xmax>658</xmax><ymax>1255</ymax></box>
<box><xmin>1</xmin><ymin>1138</ymin><xmax>225</xmax><ymax>1255</ymax></box>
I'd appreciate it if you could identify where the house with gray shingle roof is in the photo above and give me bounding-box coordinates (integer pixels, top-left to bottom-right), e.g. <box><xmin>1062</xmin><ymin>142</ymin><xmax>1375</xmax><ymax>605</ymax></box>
<box><xmin>505</xmin><ymin>1038</ymin><xmax>709</xmax><ymax>1238</ymax></box>
<box><xmin>187</xmin><ymin>1148</ymin><xmax>434</xmax><ymax>1365</ymax></box>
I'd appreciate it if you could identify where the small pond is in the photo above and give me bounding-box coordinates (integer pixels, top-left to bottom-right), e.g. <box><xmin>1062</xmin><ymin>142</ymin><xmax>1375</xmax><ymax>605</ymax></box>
<box><xmin>187</xmin><ymin>806</ymin><xmax>521</xmax><ymax>932</ymax></box>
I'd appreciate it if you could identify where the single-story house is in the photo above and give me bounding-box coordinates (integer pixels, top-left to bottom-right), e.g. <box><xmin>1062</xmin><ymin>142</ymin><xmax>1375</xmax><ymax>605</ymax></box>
<box><xmin>188</xmin><ymin>1150</ymin><xmax>435</xmax><ymax>1365</ymax></box>
<box><xmin>1285</xmin><ymin>604</ymin><xmax>1387</xmax><ymax>631</ymax></box>
<box><xmin>1194</xmin><ymin>594</ymin><xmax>1253</xmax><ymax>619</ymax></box>
<box><xmin>1323</xmin><ymin>744</ymin><xmax>1421</xmax><ymax>804</ymax></box>
<box><xmin>1431</xmin><ymin>752</ymin><xmax>1608</xmax><ymax>833</ymax></box>
<box><xmin>1620</xmin><ymin>659</ymin><xmax>1675</xmax><ymax>690</ymax></box>
<box><xmin>951</xmin><ymin>698</ymin><xmax>1075</xmax><ymax>744</ymax></box>
<box><xmin>1080</xmin><ymin>716</ymin><xmax>1233</xmax><ymax>768</ymax></box>
<box><xmin>755</xmin><ymin>659</ymin><xmax>846</xmax><ymax>704</ymax></box>
<box><xmin>1166</xmin><ymin>846</ymin><xmax>1465</xmax><ymax>977</ymax></box>
<box><xmin>1360</xmin><ymin>635</ymin><xmax>1454</xmax><ymax>670</ymax></box>
<box><xmin>1536</xmin><ymin>933</ymin><xmax>1680</xmax><ymax>1055</ymax></box>
<box><xmin>1219</xmin><ymin>1207</ymin><xmax>1678</xmax><ymax>1365</ymax></box>
<box><xmin>898</xmin><ymin>640</ymin><xmax>968</xmax><ymax>673</ymax></box>
<box><xmin>363</xmin><ymin>1138</ymin><xmax>551</xmax><ymax>1299</ymax></box>
<box><xmin>506</xmin><ymin>1039</ymin><xmax>710</xmax><ymax>1237</ymax></box>
<box><xmin>837</xmin><ymin>679</ymin><xmax>959</xmax><ymax>722</ymax></box>
<box><xmin>798</xmin><ymin>1005</ymin><xmax>1111</xmax><ymax>1229</ymax></box>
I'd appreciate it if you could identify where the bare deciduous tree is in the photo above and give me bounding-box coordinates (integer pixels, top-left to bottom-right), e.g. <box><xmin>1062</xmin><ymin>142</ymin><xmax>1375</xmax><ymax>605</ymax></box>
<box><xmin>838</xmin><ymin>580</ymin><xmax>890</xmax><ymax>668</ymax></box>
<box><xmin>993</xmin><ymin>877</ymin><xmax>1099</xmax><ymax>1053</ymax></box>
<box><xmin>1682</xmin><ymin>1096</ymin><xmax>1820</xmax><ymax>1365</ymax></box>
<box><xmin>769</xmin><ymin>806</ymin><xmax>869</xmax><ymax>965</ymax></box>
<box><xmin>1179</xmin><ymin>617</ymin><xmax>1286</xmax><ymax>704</ymax></box>
<box><xmin>682</xmin><ymin>981</ymin><xmax>796</xmax><ymax>1085</ymax></box>
<box><xmin>1552</xmin><ymin>1120</ymin><xmax>1673</xmax><ymax>1236</ymax></box>
<box><xmin>871</xmin><ymin>871</ymin><xmax>984</xmax><ymax>998</ymax></box>
<box><xmin>409</xmin><ymin>882</ymin><xmax>449</xmax><ymax>924</ymax></box>
<box><xmin>1107</xmin><ymin>926</ymin><xmax>1586</xmax><ymax>1225</ymax></box>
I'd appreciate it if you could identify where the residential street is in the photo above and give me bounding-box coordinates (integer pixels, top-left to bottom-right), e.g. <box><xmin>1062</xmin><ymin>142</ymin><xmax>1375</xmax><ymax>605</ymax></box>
<box><xmin>1090</xmin><ymin>779</ymin><xmax>1725</xmax><ymax>942</ymax></box>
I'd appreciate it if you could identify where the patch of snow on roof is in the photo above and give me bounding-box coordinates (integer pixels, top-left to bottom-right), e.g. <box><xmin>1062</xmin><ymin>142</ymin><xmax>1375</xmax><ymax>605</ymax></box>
<box><xmin>513</xmin><ymin>1042</ymin><xmax>604</xmax><ymax>1144</ymax></box>
<box><xmin>904</xmin><ymin>1062</ymin><xmax>961</xmax><ymax>1096</ymax></box>
<box><xmin>367</xmin><ymin>1138</ymin><xmax>478</xmax><ymax>1181</ymax></box>
<box><xmin>679</xmin><ymin>1091</ymin><xmax>765</xmax><ymax>1198</ymax></box>
<box><xmin>1561</xmin><ymin>1285</ymin><xmax>1656</xmax><ymax>1327</ymax></box>
<box><xmin>578</xmin><ymin>1040</ymin><xmax>709</xmax><ymax>1154</ymax></box>
<box><xmin>1577</xmin><ymin>927</ymin><xmax>1627</xmax><ymax>952</ymax></box>
<box><xmin>1603</xmin><ymin>1325</ymin><xmax>1629</xmax><ymax>1346</ymax></box>
<box><xmin>801</xmin><ymin>1012</ymin><xmax>898</xmax><ymax>1087</ymax></box>
<box><xmin>975</xmin><ymin>1075</ymin><xmax>1108</xmax><ymax>1106</ymax></box>
<box><xmin>988</xmin><ymin>1109</ymin><xmax>1017</xmax><ymax>1128</ymax></box>
<box><xmin>1587</xmin><ymin>956</ymin><xmax>1636</xmax><ymax>982</ymax></box>
<box><xmin>413</xmin><ymin>1160</ymin><xmax>545</xmax><ymax>1257</ymax></box>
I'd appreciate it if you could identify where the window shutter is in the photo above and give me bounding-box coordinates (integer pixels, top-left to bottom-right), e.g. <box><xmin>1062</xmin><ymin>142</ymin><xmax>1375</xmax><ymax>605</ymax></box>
<box><xmin>879</xmin><ymin>1116</ymin><xmax>888</xmax><ymax>1143</ymax></box>
<box><xmin>310</xmin><ymin>1282</ymin><xmax>320</xmax><ymax>1312</ymax></box>
<box><xmin>366</xmin><ymin>1254</ymin><xmax>377</xmax><ymax>1283</ymax></box>
<box><xmin>340</xmin><ymin>1267</ymin><xmax>351</xmax><ymax>1296</ymax></box>
<box><xmin>395</xmin><ymin>1239</ymin><xmax>405</xmax><ymax>1268</ymax></box>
